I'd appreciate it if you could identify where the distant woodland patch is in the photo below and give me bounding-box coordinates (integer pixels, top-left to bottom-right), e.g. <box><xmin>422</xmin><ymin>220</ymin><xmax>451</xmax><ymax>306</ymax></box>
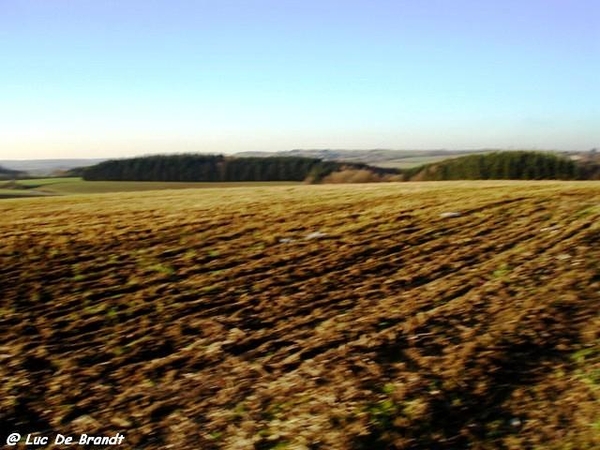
<box><xmin>78</xmin><ymin>151</ymin><xmax>600</xmax><ymax>183</ymax></box>
<box><xmin>403</xmin><ymin>151</ymin><xmax>598</xmax><ymax>181</ymax></box>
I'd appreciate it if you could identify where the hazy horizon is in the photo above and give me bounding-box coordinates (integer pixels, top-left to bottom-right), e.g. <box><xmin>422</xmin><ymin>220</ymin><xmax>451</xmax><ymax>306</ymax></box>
<box><xmin>2</xmin><ymin>0</ymin><xmax>599</xmax><ymax>159</ymax></box>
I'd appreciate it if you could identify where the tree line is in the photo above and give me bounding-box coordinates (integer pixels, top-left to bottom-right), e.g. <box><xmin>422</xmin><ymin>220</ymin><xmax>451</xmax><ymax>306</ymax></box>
<box><xmin>78</xmin><ymin>151</ymin><xmax>600</xmax><ymax>183</ymax></box>
<box><xmin>81</xmin><ymin>154</ymin><xmax>398</xmax><ymax>183</ymax></box>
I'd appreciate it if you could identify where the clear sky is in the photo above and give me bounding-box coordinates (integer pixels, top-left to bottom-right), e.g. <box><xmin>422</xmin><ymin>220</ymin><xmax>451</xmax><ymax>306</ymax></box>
<box><xmin>1</xmin><ymin>0</ymin><xmax>599</xmax><ymax>159</ymax></box>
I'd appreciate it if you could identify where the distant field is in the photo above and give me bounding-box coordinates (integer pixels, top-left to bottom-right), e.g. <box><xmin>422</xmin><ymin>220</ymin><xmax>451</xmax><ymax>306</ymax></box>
<box><xmin>1</xmin><ymin>177</ymin><xmax>300</xmax><ymax>197</ymax></box>
<box><xmin>1</xmin><ymin>181</ymin><xmax>598</xmax><ymax>449</ymax></box>
<box><xmin>371</xmin><ymin>156</ymin><xmax>452</xmax><ymax>169</ymax></box>
<box><xmin>371</xmin><ymin>152</ymin><xmax>493</xmax><ymax>169</ymax></box>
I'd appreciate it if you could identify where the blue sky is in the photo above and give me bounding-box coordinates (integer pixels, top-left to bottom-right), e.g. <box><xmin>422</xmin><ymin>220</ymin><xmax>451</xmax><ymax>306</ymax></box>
<box><xmin>1</xmin><ymin>0</ymin><xmax>598</xmax><ymax>158</ymax></box>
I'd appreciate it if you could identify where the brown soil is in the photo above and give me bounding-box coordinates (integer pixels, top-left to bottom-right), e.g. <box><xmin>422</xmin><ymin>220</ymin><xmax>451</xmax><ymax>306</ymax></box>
<box><xmin>1</xmin><ymin>181</ymin><xmax>599</xmax><ymax>449</ymax></box>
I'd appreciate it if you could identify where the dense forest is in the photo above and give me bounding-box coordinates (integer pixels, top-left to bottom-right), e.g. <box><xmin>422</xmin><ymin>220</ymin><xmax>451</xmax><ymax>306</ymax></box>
<box><xmin>81</xmin><ymin>154</ymin><xmax>398</xmax><ymax>182</ymax></box>
<box><xmin>403</xmin><ymin>151</ymin><xmax>586</xmax><ymax>181</ymax></box>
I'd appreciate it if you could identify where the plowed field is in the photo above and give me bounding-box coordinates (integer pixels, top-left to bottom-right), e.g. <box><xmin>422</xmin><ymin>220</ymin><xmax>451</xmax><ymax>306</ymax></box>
<box><xmin>1</xmin><ymin>181</ymin><xmax>599</xmax><ymax>449</ymax></box>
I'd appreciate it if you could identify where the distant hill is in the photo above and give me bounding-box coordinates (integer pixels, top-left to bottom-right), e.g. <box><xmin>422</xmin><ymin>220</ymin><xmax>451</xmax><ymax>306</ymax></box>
<box><xmin>0</xmin><ymin>159</ymin><xmax>107</xmax><ymax>177</ymax></box>
<box><xmin>234</xmin><ymin>149</ymin><xmax>494</xmax><ymax>168</ymax></box>
<box><xmin>0</xmin><ymin>165</ymin><xmax>26</xmax><ymax>180</ymax></box>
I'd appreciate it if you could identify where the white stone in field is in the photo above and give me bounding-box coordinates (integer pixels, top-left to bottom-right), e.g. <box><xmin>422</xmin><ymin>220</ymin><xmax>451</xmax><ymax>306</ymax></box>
<box><xmin>440</xmin><ymin>212</ymin><xmax>461</xmax><ymax>218</ymax></box>
<box><xmin>305</xmin><ymin>231</ymin><xmax>328</xmax><ymax>240</ymax></box>
<box><xmin>556</xmin><ymin>253</ymin><xmax>571</xmax><ymax>260</ymax></box>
